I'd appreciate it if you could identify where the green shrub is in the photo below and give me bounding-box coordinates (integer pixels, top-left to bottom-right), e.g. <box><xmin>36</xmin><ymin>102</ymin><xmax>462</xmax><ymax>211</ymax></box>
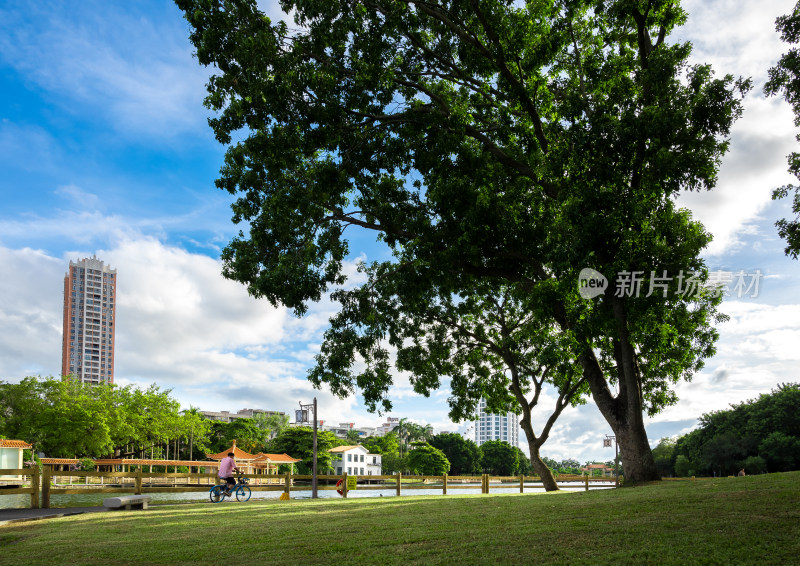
<box><xmin>674</xmin><ymin>455</ymin><xmax>692</xmax><ymax>477</ymax></box>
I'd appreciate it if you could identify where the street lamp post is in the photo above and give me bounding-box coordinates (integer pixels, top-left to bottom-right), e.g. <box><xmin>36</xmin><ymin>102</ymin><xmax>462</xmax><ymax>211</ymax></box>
<box><xmin>299</xmin><ymin>399</ymin><xmax>318</xmax><ymax>498</ymax></box>
<box><xmin>604</xmin><ymin>435</ymin><xmax>619</xmax><ymax>487</ymax></box>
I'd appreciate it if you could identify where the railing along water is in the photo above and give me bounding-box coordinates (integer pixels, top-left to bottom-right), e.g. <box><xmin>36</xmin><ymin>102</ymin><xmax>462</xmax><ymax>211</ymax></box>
<box><xmin>1</xmin><ymin>468</ymin><xmax>619</xmax><ymax>509</ymax></box>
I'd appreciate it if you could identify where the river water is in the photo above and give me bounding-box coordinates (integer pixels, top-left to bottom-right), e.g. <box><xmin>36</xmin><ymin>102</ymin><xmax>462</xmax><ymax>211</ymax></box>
<box><xmin>0</xmin><ymin>481</ymin><xmax>615</xmax><ymax>509</ymax></box>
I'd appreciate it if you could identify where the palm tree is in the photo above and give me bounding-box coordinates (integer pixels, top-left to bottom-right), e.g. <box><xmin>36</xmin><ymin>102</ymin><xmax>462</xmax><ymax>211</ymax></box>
<box><xmin>394</xmin><ymin>418</ymin><xmax>410</xmax><ymax>457</ymax></box>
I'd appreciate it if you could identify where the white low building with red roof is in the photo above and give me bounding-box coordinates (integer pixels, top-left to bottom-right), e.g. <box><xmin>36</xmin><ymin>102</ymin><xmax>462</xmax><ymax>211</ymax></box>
<box><xmin>329</xmin><ymin>445</ymin><xmax>382</xmax><ymax>476</ymax></box>
<box><xmin>0</xmin><ymin>439</ymin><xmax>33</xmax><ymax>481</ymax></box>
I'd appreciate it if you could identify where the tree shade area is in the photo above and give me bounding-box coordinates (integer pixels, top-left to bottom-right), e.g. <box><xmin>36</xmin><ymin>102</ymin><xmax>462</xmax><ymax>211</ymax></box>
<box><xmin>176</xmin><ymin>0</ymin><xmax>750</xmax><ymax>483</ymax></box>
<box><xmin>654</xmin><ymin>383</ymin><xmax>800</xmax><ymax>476</ymax></box>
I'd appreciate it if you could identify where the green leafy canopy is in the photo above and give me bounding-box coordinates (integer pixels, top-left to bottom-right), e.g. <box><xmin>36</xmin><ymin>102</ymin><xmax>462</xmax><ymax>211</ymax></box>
<box><xmin>177</xmin><ymin>0</ymin><xmax>749</xmax><ymax>482</ymax></box>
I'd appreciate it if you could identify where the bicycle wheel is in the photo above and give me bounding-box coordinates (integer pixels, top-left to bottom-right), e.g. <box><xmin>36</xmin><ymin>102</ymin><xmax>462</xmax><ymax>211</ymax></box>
<box><xmin>209</xmin><ymin>485</ymin><xmax>225</xmax><ymax>503</ymax></box>
<box><xmin>236</xmin><ymin>485</ymin><xmax>251</xmax><ymax>502</ymax></box>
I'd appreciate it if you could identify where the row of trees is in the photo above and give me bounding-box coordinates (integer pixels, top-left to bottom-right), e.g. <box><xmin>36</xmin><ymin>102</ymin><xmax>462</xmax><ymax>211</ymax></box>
<box><xmin>1</xmin><ymin>375</ymin><xmax>591</xmax><ymax>479</ymax></box>
<box><xmin>652</xmin><ymin>383</ymin><xmax>800</xmax><ymax>477</ymax></box>
<box><xmin>360</xmin><ymin>430</ymin><xmax>532</xmax><ymax>476</ymax></box>
<box><xmin>0</xmin><ymin>377</ymin><xmax>210</xmax><ymax>459</ymax></box>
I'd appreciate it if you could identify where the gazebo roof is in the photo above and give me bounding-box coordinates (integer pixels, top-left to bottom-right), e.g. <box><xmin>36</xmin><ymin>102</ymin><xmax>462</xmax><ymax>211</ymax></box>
<box><xmin>39</xmin><ymin>458</ymin><xmax>220</xmax><ymax>467</ymax></box>
<box><xmin>40</xmin><ymin>458</ymin><xmax>78</xmax><ymax>465</ymax></box>
<box><xmin>206</xmin><ymin>440</ymin><xmax>259</xmax><ymax>461</ymax></box>
<box><xmin>253</xmin><ymin>453</ymin><xmax>302</xmax><ymax>464</ymax></box>
<box><xmin>0</xmin><ymin>439</ymin><xmax>33</xmax><ymax>449</ymax></box>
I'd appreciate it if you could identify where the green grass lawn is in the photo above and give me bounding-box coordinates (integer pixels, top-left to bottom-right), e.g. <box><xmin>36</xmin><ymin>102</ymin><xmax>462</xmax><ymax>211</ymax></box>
<box><xmin>1</xmin><ymin>472</ymin><xmax>798</xmax><ymax>565</ymax></box>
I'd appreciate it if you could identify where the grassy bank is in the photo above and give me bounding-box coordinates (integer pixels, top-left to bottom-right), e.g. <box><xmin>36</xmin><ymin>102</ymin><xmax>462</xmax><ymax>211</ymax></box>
<box><xmin>1</xmin><ymin>472</ymin><xmax>798</xmax><ymax>565</ymax></box>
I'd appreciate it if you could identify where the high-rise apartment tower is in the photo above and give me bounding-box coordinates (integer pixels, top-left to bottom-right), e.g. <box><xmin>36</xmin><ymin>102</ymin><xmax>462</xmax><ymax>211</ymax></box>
<box><xmin>473</xmin><ymin>398</ymin><xmax>520</xmax><ymax>448</ymax></box>
<box><xmin>61</xmin><ymin>256</ymin><xmax>117</xmax><ymax>384</ymax></box>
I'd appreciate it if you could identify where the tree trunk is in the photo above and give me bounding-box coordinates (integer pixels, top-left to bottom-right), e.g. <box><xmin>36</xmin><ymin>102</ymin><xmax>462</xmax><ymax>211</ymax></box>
<box><xmin>579</xmin><ymin>296</ymin><xmax>661</xmax><ymax>484</ymax></box>
<box><xmin>527</xmin><ymin>441</ymin><xmax>559</xmax><ymax>492</ymax></box>
<box><xmin>505</xmin><ymin>361</ymin><xmax>565</xmax><ymax>492</ymax></box>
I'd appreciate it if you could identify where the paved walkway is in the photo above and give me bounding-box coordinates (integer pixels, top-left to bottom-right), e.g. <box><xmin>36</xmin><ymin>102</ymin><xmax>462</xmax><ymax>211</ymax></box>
<box><xmin>0</xmin><ymin>506</ymin><xmax>108</xmax><ymax>526</ymax></box>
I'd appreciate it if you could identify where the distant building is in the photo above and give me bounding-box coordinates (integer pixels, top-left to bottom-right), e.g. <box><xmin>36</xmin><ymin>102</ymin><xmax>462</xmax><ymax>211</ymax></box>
<box><xmin>200</xmin><ymin>408</ymin><xmax>286</xmax><ymax>423</ymax></box>
<box><xmin>0</xmin><ymin>439</ymin><xmax>32</xmax><ymax>482</ymax></box>
<box><xmin>376</xmin><ymin>417</ymin><xmax>400</xmax><ymax>436</ymax></box>
<box><xmin>291</xmin><ymin>414</ymin><xmax>392</xmax><ymax>440</ymax></box>
<box><xmin>61</xmin><ymin>256</ymin><xmax>117</xmax><ymax>384</ymax></box>
<box><xmin>328</xmin><ymin>445</ymin><xmax>382</xmax><ymax>476</ymax></box>
<box><xmin>473</xmin><ymin>398</ymin><xmax>520</xmax><ymax>448</ymax></box>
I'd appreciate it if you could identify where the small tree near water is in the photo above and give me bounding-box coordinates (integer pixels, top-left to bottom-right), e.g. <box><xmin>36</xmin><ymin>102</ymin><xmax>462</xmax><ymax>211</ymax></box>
<box><xmin>406</xmin><ymin>443</ymin><xmax>450</xmax><ymax>476</ymax></box>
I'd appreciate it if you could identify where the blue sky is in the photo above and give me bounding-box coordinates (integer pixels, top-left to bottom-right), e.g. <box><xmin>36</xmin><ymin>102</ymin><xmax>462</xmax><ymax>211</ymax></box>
<box><xmin>1</xmin><ymin>0</ymin><xmax>799</xmax><ymax>464</ymax></box>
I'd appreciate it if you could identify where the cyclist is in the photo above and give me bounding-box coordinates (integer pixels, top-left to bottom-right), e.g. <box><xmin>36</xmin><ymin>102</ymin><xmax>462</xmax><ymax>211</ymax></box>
<box><xmin>218</xmin><ymin>452</ymin><xmax>239</xmax><ymax>497</ymax></box>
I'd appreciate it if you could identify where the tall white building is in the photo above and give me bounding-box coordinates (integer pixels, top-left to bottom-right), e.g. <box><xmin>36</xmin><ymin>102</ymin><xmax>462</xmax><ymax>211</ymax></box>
<box><xmin>61</xmin><ymin>256</ymin><xmax>117</xmax><ymax>385</ymax></box>
<box><xmin>473</xmin><ymin>398</ymin><xmax>520</xmax><ymax>448</ymax></box>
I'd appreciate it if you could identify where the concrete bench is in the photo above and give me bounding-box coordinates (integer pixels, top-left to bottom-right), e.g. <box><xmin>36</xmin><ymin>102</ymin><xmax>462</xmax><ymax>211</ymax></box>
<box><xmin>103</xmin><ymin>495</ymin><xmax>151</xmax><ymax>510</ymax></box>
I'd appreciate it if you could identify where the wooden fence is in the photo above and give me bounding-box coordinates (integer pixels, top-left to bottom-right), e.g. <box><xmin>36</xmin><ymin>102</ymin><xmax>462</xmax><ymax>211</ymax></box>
<box><xmin>0</xmin><ymin>468</ymin><xmax>39</xmax><ymax>509</ymax></box>
<box><xmin>0</xmin><ymin>468</ymin><xmax>616</xmax><ymax>509</ymax></box>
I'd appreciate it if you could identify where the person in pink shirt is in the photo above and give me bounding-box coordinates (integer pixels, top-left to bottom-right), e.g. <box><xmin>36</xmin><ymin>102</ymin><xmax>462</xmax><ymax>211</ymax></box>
<box><xmin>218</xmin><ymin>452</ymin><xmax>239</xmax><ymax>496</ymax></box>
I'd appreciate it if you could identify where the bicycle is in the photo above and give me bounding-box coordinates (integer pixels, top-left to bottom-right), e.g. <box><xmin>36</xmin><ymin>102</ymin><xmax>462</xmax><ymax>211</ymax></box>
<box><xmin>209</xmin><ymin>472</ymin><xmax>251</xmax><ymax>503</ymax></box>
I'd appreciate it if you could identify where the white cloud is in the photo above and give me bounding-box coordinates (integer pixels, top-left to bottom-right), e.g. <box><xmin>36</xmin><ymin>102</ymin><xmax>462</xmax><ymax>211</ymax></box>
<box><xmin>676</xmin><ymin>97</ymin><xmax>796</xmax><ymax>256</ymax></box>
<box><xmin>673</xmin><ymin>0</ymin><xmax>799</xmax><ymax>256</ymax></box>
<box><xmin>0</xmin><ymin>237</ymin><xmax>365</xmax><ymax>420</ymax></box>
<box><xmin>0</xmin><ymin>1</ymin><xmax>211</xmax><ymax>139</ymax></box>
<box><xmin>54</xmin><ymin>185</ymin><xmax>101</xmax><ymax>210</ymax></box>
<box><xmin>0</xmin><ymin>247</ymin><xmax>65</xmax><ymax>377</ymax></box>
<box><xmin>645</xmin><ymin>301</ymin><xmax>800</xmax><ymax>426</ymax></box>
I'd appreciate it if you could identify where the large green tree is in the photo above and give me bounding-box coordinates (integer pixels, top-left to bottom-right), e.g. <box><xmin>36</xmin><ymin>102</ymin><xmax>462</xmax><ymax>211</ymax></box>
<box><xmin>268</xmin><ymin>426</ymin><xmax>338</xmax><ymax>473</ymax></box>
<box><xmin>361</xmin><ymin>431</ymin><xmax>401</xmax><ymax>455</ymax></box>
<box><xmin>651</xmin><ymin>437</ymin><xmax>676</xmax><ymax>477</ymax></box>
<box><xmin>766</xmin><ymin>1</ymin><xmax>800</xmax><ymax>258</ymax></box>
<box><xmin>251</xmin><ymin>412</ymin><xmax>290</xmax><ymax>444</ymax></box>
<box><xmin>316</xmin><ymin>278</ymin><xmax>586</xmax><ymax>490</ymax></box>
<box><xmin>177</xmin><ymin>0</ymin><xmax>747</xmax><ymax>482</ymax></box>
<box><xmin>406</xmin><ymin>442</ymin><xmax>451</xmax><ymax>475</ymax></box>
<box><xmin>430</xmin><ymin>433</ymin><xmax>482</xmax><ymax>475</ymax></box>
<box><xmin>480</xmin><ymin>439</ymin><xmax>519</xmax><ymax>475</ymax></box>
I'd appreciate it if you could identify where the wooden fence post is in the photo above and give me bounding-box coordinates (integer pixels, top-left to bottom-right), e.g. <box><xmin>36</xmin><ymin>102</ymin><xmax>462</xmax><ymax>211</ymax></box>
<box><xmin>135</xmin><ymin>467</ymin><xmax>143</xmax><ymax>495</ymax></box>
<box><xmin>520</xmin><ymin>474</ymin><xmax>524</xmax><ymax>494</ymax></box>
<box><xmin>396</xmin><ymin>473</ymin><xmax>402</xmax><ymax>496</ymax></box>
<box><xmin>42</xmin><ymin>466</ymin><xmax>51</xmax><ymax>509</ymax></box>
<box><xmin>343</xmin><ymin>473</ymin><xmax>348</xmax><ymax>498</ymax></box>
<box><xmin>585</xmin><ymin>475</ymin><xmax>589</xmax><ymax>491</ymax></box>
<box><xmin>443</xmin><ymin>473</ymin><xmax>447</xmax><ymax>495</ymax></box>
<box><xmin>30</xmin><ymin>466</ymin><xmax>40</xmax><ymax>509</ymax></box>
<box><xmin>284</xmin><ymin>472</ymin><xmax>291</xmax><ymax>496</ymax></box>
